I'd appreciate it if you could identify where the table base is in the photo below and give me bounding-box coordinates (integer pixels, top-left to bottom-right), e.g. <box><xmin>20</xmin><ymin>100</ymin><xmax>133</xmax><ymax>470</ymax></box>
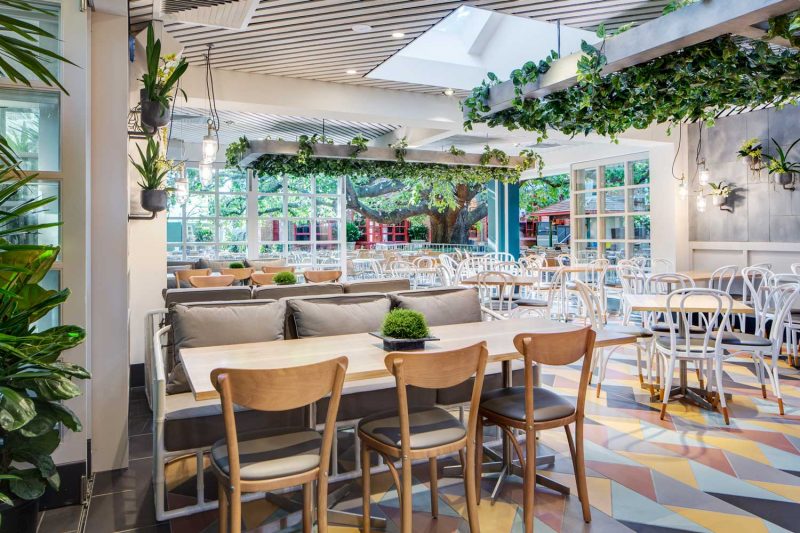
<box><xmin>649</xmin><ymin>361</ymin><xmax>731</xmax><ymax>412</ymax></box>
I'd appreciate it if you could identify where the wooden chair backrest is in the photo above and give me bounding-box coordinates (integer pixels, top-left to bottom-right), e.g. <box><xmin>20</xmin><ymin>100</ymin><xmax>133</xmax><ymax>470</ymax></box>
<box><xmin>263</xmin><ymin>265</ymin><xmax>296</xmax><ymax>274</ymax></box>
<box><xmin>188</xmin><ymin>274</ymin><xmax>235</xmax><ymax>288</ymax></box>
<box><xmin>304</xmin><ymin>270</ymin><xmax>342</xmax><ymax>283</ymax></box>
<box><xmin>250</xmin><ymin>272</ymin><xmax>275</xmax><ymax>286</ymax></box>
<box><xmin>175</xmin><ymin>268</ymin><xmax>211</xmax><ymax>286</ymax></box>
<box><xmin>221</xmin><ymin>267</ymin><xmax>254</xmax><ymax>281</ymax></box>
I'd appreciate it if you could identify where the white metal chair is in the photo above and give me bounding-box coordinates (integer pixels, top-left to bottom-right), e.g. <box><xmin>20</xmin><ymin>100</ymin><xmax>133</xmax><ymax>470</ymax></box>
<box><xmin>476</xmin><ymin>271</ymin><xmax>516</xmax><ymax>317</ymax></box>
<box><xmin>650</xmin><ymin>258</ymin><xmax>675</xmax><ymax>274</ymax></box>
<box><xmin>390</xmin><ymin>260</ymin><xmax>417</xmax><ymax>288</ymax></box>
<box><xmin>791</xmin><ymin>263</ymin><xmax>800</xmax><ymax>275</ymax></box>
<box><xmin>709</xmin><ymin>265</ymin><xmax>738</xmax><ymax>293</ymax></box>
<box><xmin>618</xmin><ymin>264</ymin><xmax>647</xmax><ymax>325</ymax></box>
<box><xmin>556</xmin><ymin>253</ymin><xmax>571</xmax><ymax>266</ymax></box>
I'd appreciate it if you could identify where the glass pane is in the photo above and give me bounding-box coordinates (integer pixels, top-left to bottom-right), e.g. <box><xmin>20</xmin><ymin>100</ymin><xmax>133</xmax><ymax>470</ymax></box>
<box><xmin>602</xmin><ymin>190</ymin><xmax>625</xmax><ymax>213</ymax></box>
<box><xmin>185</xmin><ymin>194</ymin><xmax>215</xmax><ymax>217</ymax></box>
<box><xmin>601</xmin><ymin>242</ymin><xmax>626</xmax><ymax>261</ymax></box>
<box><xmin>631</xmin><ymin>159</ymin><xmax>650</xmax><ymax>185</ymax></box>
<box><xmin>316</xmin><ymin>219</ymin><xmax>339</xmax><ymax>241</ymax></box>
<box><xmin>186</xmin><ymin>219</ymin><xmax>215</xmax><ymax>243</ymax></box>
<box><xmin>574</xmin><ymin>242</ymin><xmax>598</xmax><ymax>262</ymax></box>
<box><xmin>602</xmin><ymin>163</ymin><xmax>625</xmax><ymax>188</ymax></box>
<box><xmin>0</xmin><ymin>88</ymin><xmax>60</xmax><ymax>171</ymax></box>
<box><xmin>259</xmin><ymin>219</ymin><xmax>282</xmax><ymax>242</ymax></box>
<box><xmin>287</xmin><ymin>244</ymin><xmax>312</xmax><ymax>264</ymax></box>
<box><xmin>186</xmin><ymin>167</ymin><xmax>215</xmax><ymax>193</ymax></box>
<box><xmin>604</xmin><ymin>216</ymin><xmax>626</xmax><ymax>240</ymax></box>
<box><xmin>259</xmin><ymin>243</ymin><xmax>284</xmax><ymax>258</ymax></box>
<box><xmin>167</xmin><ymin>243</ymin><xmax>183</xmax><ymax>260</ymax></box>
<box><xmin>575</xmin><ymin>218</ymin><xmax>597</xmax><ymax>240</ymax></box>
<box><xmin>575</xmin><ymin>192</ymin><xmax>597</xmax><ymax>215</ymax></box>
<box><xmin>287</xmin><ymin>176</ymin><xmax>313</xmax><ymax>194</ymax></box>
<box><xmin>287</xmin><ymin>196</ymin><xmax>312</xmax><ymax>217</ymax></box>
<box><xmin>32</xmin><ymin>269</ymin><xmax>60</xmax><ymax>332</ymax></box>
<box><xmin>219</xmin><ymin>219</ymin><xmax>246</xmax><ymax>242</ymax></box>
<box><xmin>316</xmin><ymin>175</ymin><xmax>339</xmax><ymax>194</ymax></box>
<box><xmin>257</xmin><ymin>173</ymin><xmax>283</xmax><ymax>194</ymax></box>
<box><xmin>316</xmin><ymin>244</ymin><xmax>340</xmax><ymax>265</ymax></box>
<box><xmin>2</xmin><ymin>179</ymin><xmax>59</xmax><ymax>246</ymax></box>
<box><xmin>219</xmin><ymin>194</ymin><xmax>247</xmax><ymax>217</ymax></box>
<box><xmin>0</xmin><ymin>2</ymin><xmax>60</xmax><ymax>83</ymax></box>
<box><xmin>258</xmin><ymin>195</ymin><xmax>283</xmax><ymax>217</ymax></box>
<box><xmin>629</xmin><ymin>187</ymin><xmax>650</xmax><ymax>212</ymax></box>
<box><xmin>631</xmin><ymin>215</ymin><xmax>651</xmax><ymax>240</ymax></box>
<box><xmin>184</xmin><ymin>243</ymin><xmax>215</xmax><ymax>259</ymax></box>
<box><xmin>316</xmin><ymin>196</ymin><xmax>339</xmax><ymax>218</ymax></box>
<box><xmin>218</xmin><ymin>244</ymin><xmax>246</xmax><ymax>258</ymax></box>
<box><xmin>217</xmin><ymin>168</ymin><xmax>248</xmax><ymax>192</ymax></box>
<box><xmin>288</xmin><ymin>219</ymin><xmax>312</xmax><ymax>241</ymax></box>
<box><xmin>167</xmin><ymin>219</ymin><xmax>183</xmax><ymax>243</ymax></box>
<box><xmin>575</xmin><ymin>168</ymin><xmax>597</xmax><ymax>191</ymax></box>
<box><xmin>631</xmin><ymin>242</ymin><xmax>651</xmax><ymax>259</ymax></box>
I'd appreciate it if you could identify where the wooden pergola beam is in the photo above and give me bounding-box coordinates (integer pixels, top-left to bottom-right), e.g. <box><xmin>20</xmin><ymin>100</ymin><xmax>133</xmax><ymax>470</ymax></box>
<box><xmin>473</xmin><ymin>0</ymin><xmax>800</xmax><ymax>117</ymax></box>
<box><xmin>239</xmin><ymin>139</ymin><xmax>526</xmax><ymax>168</ymax></box>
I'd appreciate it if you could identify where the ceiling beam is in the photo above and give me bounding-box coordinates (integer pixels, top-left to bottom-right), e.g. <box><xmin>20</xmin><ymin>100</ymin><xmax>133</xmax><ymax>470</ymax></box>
<box><xmin>238</xmin><ymin>140</ymin><xmax>526</xmax><ymax>168</ymax></box>
<box><xmin>474</xmin><ymin>0</ymin><xmax>800</xmax><ymax>117</ymax></box>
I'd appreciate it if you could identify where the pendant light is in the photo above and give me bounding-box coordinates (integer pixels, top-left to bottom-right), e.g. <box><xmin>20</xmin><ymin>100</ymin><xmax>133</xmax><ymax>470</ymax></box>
<box><xmin>199</xmin><ymin>161</ymin><xmax>213</xmax><ymax>185</ymax></box>
<box><xmin>175</xmin><ymin>164</ymin><xmax>189</xmax><ymax>204</ymax></box>
<box><xmin>698</xmin><ymin>162</ymin><xmax>711</xmax><ymax>187</ymax></box>
<box><xmin>201</xmin><ymin>43</ymin><xmax>220</xmax><ymax>164</ymax></box>
<box><xmin>678</xmin><ymin>174</ymin><xmax>689</xmax><ymax>199</ymax></box>
<box><xmin>696</xmin><ymin>194</ymin><xmax>707</xmax><ymax>213</ymax></box>
<box><xmin>201</xmin><ymin>119</ymin><xmax>218</xmax><ymax>163</ymax></box>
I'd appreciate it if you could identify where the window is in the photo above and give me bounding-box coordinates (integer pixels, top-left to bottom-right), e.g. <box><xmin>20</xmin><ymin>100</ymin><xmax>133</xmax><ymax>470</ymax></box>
<box><xmin>0</xmin><ymin>88</ymin><xmax>60</xmax><ymax>171</ymax></box>
<box><xmin>0</xmin><ymin>1</ymin><xmax>60</xmax><ymax>84</ymax></box>
<box><xmin>572</xmin><ymin>155</ymin><xmax>651</xmax><ymax>262</ymax></box>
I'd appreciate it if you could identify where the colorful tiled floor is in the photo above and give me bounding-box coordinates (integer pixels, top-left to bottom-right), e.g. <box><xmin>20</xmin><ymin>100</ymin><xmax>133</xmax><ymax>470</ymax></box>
<box><xmin>165</xmin><ymin>345</ymin><xmax>800</xmax><ymax>533</ymax></box>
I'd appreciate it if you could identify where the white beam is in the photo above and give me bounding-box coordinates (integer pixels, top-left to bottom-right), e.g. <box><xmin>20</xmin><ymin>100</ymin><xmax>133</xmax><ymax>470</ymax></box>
<box><xmin>477</xmin><ymin>0</ymin><xmax>800</xmax><ymax>116</ymax></box>
<box><xmin>370</xmin><ymin>126</ymin><xmax>454</xmax><ymax>148</ymax></box>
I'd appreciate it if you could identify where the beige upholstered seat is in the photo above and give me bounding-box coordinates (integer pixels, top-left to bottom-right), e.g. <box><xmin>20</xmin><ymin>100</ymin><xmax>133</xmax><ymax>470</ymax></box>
<box><xmin>358</xmin><ymin>406</ymin><xmax>466</xmax><ymax>450</ymax></box>
<box><xmin>479</xmin><ymin>387</ymin><xmax>575</xmax><ymax>423</ymax></box>
<box><xmin>211</xmin><ymin>428</ymin><xmax>321</xmax><ymax>480</ymax></box>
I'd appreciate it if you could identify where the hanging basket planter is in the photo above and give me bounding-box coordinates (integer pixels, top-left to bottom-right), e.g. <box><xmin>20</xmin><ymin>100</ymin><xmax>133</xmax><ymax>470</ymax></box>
<box><xmin>139</xmin><ymin>89</ymin><xmax>169</xmax><ymax>131</ymax></box>
<box><xmin>774</xmin><ymin>172</ymin><xmax>796</xmax><ymax>188</ymax></box>
<box><xmin>141</xmin><ymin>189</ymin><xmax>168</xmax><ymax>213</ymax></box>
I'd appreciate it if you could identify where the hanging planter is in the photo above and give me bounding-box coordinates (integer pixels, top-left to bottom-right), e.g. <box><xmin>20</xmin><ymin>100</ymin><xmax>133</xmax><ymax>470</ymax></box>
<box><xmin>766</xmin><ymin>138</ymin><xmax>800</xmax><ymax>191</ymax></box>
<box><xmin>141</xmin><ymin>189</ymin><xmax>168</xmax><ymax>213</ymax></box>
<box><xmin>737</xmin><ymin>138</ymin><xmax>765</xmax><ymax>173</ymax></box>
<box><xmin>130</xmin><ymin>137</ymin><xmax>175</xmax><ymax>219</ymax></box>
<box><xmin>138</xmin><ymin>24</ymin><xmax>187</xmax><ymax>133</ymax></box>
<box><xmin>140</xmin><ymin>88</ymin><xmax>169</xmax><ymax>130</ymax></box>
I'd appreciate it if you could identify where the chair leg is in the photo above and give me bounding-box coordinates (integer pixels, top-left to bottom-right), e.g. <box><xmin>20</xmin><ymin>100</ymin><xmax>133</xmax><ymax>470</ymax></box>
<box><xmin>302</xmin><ymin>482</ymin><xmax>313</xmax><ymax>533</ymax></box>
<box><xmin>429</xmin><ymin>457</ymin><xmax>438</xmax><ymax>519</ymax></box>
<box><xmin>635</xmin><ymin>343</ymin><xmax>643</xmax><ymax>385</ymax></box>
<box><xmin>464</xmin><ymin>443</ymin><xmax>481</xmax><ymax>533</ymax></box>
<box><xmin>660</xmin><ymin>355</ymin><xmax>677</xmax><ymax>420</ymax></box>
<box><xmin>401</xmin><ymin>458</ymin><xmax>413</xmax><ymax>533</ymax></box>
<box><xmin>574</xmin><ymin>421</ymin><xmax>592</xmax><ymax>523</ymax></box>
<box><xmin>361</xmin><ymin>444</ymin><xmax>371</xmax><ymax>533</ymax></box>
<box><xmin>475</xmin><ymin>415</ymin><xmax>483</xmax><ymax>505</ymax></box>
<box><xmin>218</xmin><ymin>480</ymin><xmax>228</xmax><ymax>533</ymax></box>
<box><xmin>317</xmin><ymin>476</ymin><xmax>328</xmax><ymax>533</ymax></box>
<box><xmin>714</xmin><ymin>357</ymin><xmax>730</xmax><ymax>425</ymax></box>
<box><xmin>523</xmin><ymin>429</ymin><xmax>536</xmax><ymax>533</ymax></box>
<box><xmin>230</xmin><ymin>487</ymin><xmax>242</xmax><ymax>533</ymax></box>
<box><xmin>768</xmin><ymin>352</ymin><xmax>784</xmax><ymax>415</ymax></box>
<box><xmin>564</xmin><ymin>425</ymin><xmax>578</xmax><ymax>476</ymax></box>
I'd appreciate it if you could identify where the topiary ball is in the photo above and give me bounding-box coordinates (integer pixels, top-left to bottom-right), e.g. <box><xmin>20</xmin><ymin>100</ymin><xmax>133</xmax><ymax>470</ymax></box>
<box><xmin>229</xmin><ymin>262</ymin><xmax>245</xmax><ymax>269</ymax></box>
<box><xmin>273</xmin><ymin>271</ymin><xmax>297</xmax><ymax>285</ymax></box>
<box><xmin>381</xmin><ymin>309</ymin><xmax>430</xmax><ymax>340</ymax></box>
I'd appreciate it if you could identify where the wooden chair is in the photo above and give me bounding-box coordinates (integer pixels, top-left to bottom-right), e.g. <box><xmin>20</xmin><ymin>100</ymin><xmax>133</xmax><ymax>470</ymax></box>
<box><xmin>263</xmin><ymin>265</ymin><xmax>295</xmax><ymax>274</ymax></box>
<box><xmin>250</xmin><ymin>272</ymin><xmax>276</xmax><ymax>286</ymax></box>
<box><xmin>359</xmin><ymin>343</ymin><xmax>488</xmax><ymax>533</ymax></box>
<box><xmin>477</xmin><ymin>328</ymin><xmax>596</xmax><ymax>533</ymax></box>
<box><xmin>211</xmin><ymin>357</ymin><xmax>348</xmax><ymax>533</ymax></box>
<box><xmin>221</xmin><ymin>268</ymin><xmax>254</xmax><ymax>284</ymax></box>
<box><xmin>175</xmin><ymin>268</ymin><xmax>211</xmax><ymax>287</ymax></box>
<box><xmin>303</xmin><ymin>270</ymin><xmax>342</xmax><ymax>283</ymax></box>
<box><xmin>188</xmin><ymin>275</ymin><xmax>235</xmax><ymax>288</ymax></box>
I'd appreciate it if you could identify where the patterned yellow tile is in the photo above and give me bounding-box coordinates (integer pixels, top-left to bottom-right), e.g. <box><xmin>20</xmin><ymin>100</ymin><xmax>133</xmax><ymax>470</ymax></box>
<box><xmin>692</xmin><ymin>436</ymin><xmax>769</xmax><ymax>464</ymax></box>
<box><xmin>618</xmin><ymin>452</ymin><xmax>698</xmax><ymax>488</ymax></box>
<box><xmin>666</xmin><ymin>506</ymin><xmax>769</xmax><ymax>533</ymax></box>
<box><xmin>750</xmin><ymin>480</ymin><xmax>800</xmax><ymax>502</ymax></box>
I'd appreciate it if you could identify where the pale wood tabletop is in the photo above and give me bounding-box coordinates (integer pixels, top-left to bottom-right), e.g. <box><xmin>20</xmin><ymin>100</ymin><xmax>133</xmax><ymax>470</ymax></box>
<box><xmin>181</xmin><ymin>317</ymin><xmax>636</xmax><ymax>401</ymax></box>
<box><xmin>624</xmin><ymin>294</ymin><xmax>754</xmax><ymax>314</ymax></box>
<box><xmin>460</xmin><ymin>275</ymin><xmax>539</xmax><ymax>286</ymax></box>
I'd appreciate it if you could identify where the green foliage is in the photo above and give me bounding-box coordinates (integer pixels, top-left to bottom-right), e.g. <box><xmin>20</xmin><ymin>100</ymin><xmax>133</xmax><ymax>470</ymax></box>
<box><xmin>140</xmin><ymin>24</ymin><xmax>188</xmax><ymax>109</ymax></box>
<box><xmin>225</xmin><ymin>136</ymin><xmax>250</xmax><ymax>167</ymax></box>
<box><xmin>391</xmin><ymin>137</ymin><xmax>409</xmax><ymax>164</ymax></box>
<box><xmin>520</xmin><ymin>174</ymin><xmax>569</xmax><ymax>213</ymax></box>
<box><xmin>381</xmin><ymin>309</ymin><xmax>430</xmax><ymax>340</ymax></box>
<box><xmin>765</xmin><ymin>138</ymin><xmax>800</xmax><ymax>174</ymax></box>
<box><xmin>408</xmin><ymin>223</ymin><xmax>428</xmax><ymax>241</ymax></box>
<box><xmin>273</xmin><ymin>271</ymin><xmax>297</xmax><ymax>285</ymax></box>
<box><xmin>348</xmin><ymin>134</ymin><xmax>369</xmax><ymax>158</ymax></box>
<box><xmin>228</xmin><ymin>262</ymin><xmax>245</xmax><ymax>269</ymax></box>
<box><xmin>346</xmin><ymin>221</ymin><xmax>363</xmax><ymax>242</ymax></box>
<box><xmin>130</xmin><ymin>137</ymin><xmax>172</xmax><ymax>190</ymax></box>
<box><xmin>708</xmin><ymin>181</ymin><xmax>733</xmax><ymax>198</ymax></box>
<box><xmin>738</xmin><ymin>138</ymin><xmax>763</xmax><ymax>159</ymax></box>
<box><xmin>480</xmin><ymin>145</ymin><xmax>510</xmax><ymax>166</ymax></box>
<box><xmin>662</xmin><ymin>0</ymin><xmax>700</xmax><ymax>15</ymax></box>
<box><xmin>448</xmin><ymin>145</ymin><xmax>466</xmax><ymax>157</ymax></box>
<box><xmin>767</xmin><ymin>10</ymin><xmax>800</xmax><ymax>47</ymax></box>
<box><xmin>296</xmin><ymin>134</ymin><xmax>333</xmax><ymax>165</ymax></box>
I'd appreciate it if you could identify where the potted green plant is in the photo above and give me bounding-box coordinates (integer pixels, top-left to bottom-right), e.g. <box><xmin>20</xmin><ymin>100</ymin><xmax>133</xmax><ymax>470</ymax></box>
<box><xmin>130</xmin><ymin>137</ymin><xmax>173</xmax><ymax>213</ymax></box>
<box><xmin>371</xmin><ymin>309</ymin><xmax>438</xmax><ymax>351</ymax></box>
<box><xmin>737</xmin><ymin>138</ymin><xmax>764</xmax><ymax>172</ymax></box>
<box><xmin>272</xmin><ymin>271</ymin><xmax>297</xmax><ymax>285</ymax></box>
<box><xmin>766</xmin><ymin>137</ymin><xmax>800</xmax><ymax>188</ymax></box>
<box><xmin>708</xmin><ymin>181</ymin><xmax>733</xmax><ymax>207</ymax></box>
<box><xmin>139</xmin><ymin>24</ymin><xmax>188</xmax><ymax>131</ymax></box>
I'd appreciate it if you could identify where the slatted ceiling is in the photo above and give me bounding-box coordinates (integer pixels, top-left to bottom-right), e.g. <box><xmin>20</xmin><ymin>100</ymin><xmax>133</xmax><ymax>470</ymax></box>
<box><xmin>164</xmin><ymin>0</ymin><xmax>239</xmax><ymax>13</ymax></box>
<box><xmin>129</xmin><ymin>0</ymin><xmax>673</xmax><ymax>94</ymax></box>
<box><xmin>168</xmin><ymin>107</ymin><xmax>399</xmax><ymax>144</ymax></box>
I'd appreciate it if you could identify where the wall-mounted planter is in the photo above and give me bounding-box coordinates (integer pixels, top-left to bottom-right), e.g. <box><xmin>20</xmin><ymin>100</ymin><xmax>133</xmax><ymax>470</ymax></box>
<box><xmin>140</xmin><ymin>189</ymin><xmax>167</xmax><ymax>213</ymax></box>
<box><xmin>139</xmin><ymin>89</ymin><xmax>169</xmax><ymax>131</ymax></box>
<box><xmin>774</xmin><ymin>172</ymin><xmax>795</xmax><ymax>188</ymax></box>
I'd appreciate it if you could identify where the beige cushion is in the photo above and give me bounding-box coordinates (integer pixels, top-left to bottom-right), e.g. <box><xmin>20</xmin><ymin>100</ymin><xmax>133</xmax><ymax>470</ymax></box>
<box><xmin>389</xmin><ymin>288</ymin><xmax>482</xmax><ymax>327</ymax></box>
<box><xmin>246</xmin><ymin>258</ymin><xmax>287</xmax><ymax>270</ymax></box>
<box><xmin>358</xmin><ymin>406</ymin><xmax>466</xmax><ymax>449</ymax></box>
<box><xmin>211</xmin><ymin>428</ymin><xmax>321</xmax><ymax>480</ymax></box>
<box><xmin>344</xmin><ymin>278</ymin><xmax>411</xmax><ymax>294</ymax></box>
<box><xmin>286</xmin><ymin>296</ymin><xmax>390</xmax><ymax>338</ymax></box>
<box><xmin>253</xmin><ymin>283</ymin><xmax>343</xmax><ymax>300</ymax></box>
<box><xmin>163</xmin><ymin>287</ymin><xmax>252</xmax><ymax>305</ymax></box>
<box><xmin>480</xmin><ymin>387</ymin><xmax>575</xmax><ymax>422</ymax></box>
<box><xmin>205</xmin><ymin>259</ymin><xmax>243</xmax><ymax>272</ymax></box>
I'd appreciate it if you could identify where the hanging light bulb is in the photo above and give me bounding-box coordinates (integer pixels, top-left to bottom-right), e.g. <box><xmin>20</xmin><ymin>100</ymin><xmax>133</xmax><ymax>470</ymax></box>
<box><xmin>174</xmin><ymin>167</ymin><xmax>189</xmax><ymax>204</ymax></box>
<box><xmin>199</xmin><ymin>161</ymin><xmax>213</xmax><ymax>185</ymax></box>
<box><xmin>678</xmin><ymin>177</ymin><xmax>689</xmax><ymax>199</ymax></box>
<box><xmin>698</xmin><ymin>162</ymin><xmax>711</xmax><ymax>187</ymax></box>
<box><xmin>201</xmin><ymin>119</ymin><xmax>218</xmax><ymax>164</ymax></box>
<box><xmin>696</xmin><ymin>194</ymin><xmax>707</xmax><ymax>213</ymax></box>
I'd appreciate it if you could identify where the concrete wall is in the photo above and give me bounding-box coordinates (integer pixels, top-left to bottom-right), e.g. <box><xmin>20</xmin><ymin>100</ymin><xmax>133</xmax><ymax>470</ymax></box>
<box><xmin>688</xmin><ymin>104</ymin><xmax>800</xmax><ymax>270</ymax></box>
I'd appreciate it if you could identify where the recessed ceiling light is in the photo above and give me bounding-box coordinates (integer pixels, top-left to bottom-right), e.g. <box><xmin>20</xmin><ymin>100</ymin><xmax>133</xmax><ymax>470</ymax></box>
<box><xmin>352</xmin><ymin>24</ymin><xmax>372</xmax><ymax>33</ymax></box>
<box><xmin>391</xmin><ymin>32</ymin><xmax>405</xmax><ymax>38</ymax></box>
<box><xmin>345</xmin><ymin>69</ymin><xmax>358</xmax><ymax>75</ymax></box>
<box><xmin>443</xmin><ymin>88</ymin><xmax>455</xmax><ymax>96</ymax></box>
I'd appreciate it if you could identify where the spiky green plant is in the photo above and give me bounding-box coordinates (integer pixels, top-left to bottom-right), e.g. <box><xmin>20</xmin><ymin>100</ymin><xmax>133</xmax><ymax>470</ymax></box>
<box><xmin>140</xmin><ymin>23</ymin><xmax>188</xmax><ymax>109</ymax></box>
<box><xmin>130</xmin><ymin>137</ymin><xmax>172</xmax><ymax>190</ymax></box>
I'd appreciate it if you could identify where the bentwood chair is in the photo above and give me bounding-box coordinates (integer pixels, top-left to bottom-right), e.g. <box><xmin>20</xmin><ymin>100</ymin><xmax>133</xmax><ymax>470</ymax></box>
<box><xmin>263</xmin><ymin>265</ymin><xmax>296</xmax><ymax>274</ymax></box>
<box><xmin>175</xmin><ymin>268</ymin><xmax>211</xmax><ymax>288</ymax></box>
<box><xmin>303</xmin><ymin>270</ymin><xmax>342</xmax><ymax>283</ymax></box>
<box><xmin>211</xmin><ymin>358</ymin><xmax>348</xmax><ymax>533</ymax></box>
<box><xmin>250</xmin><ymin>272</ymin><xmax>276</xmax><ymax>286</ymax></box>
<box><xmin>221</xmin><ymin>268</ymin><xmax>254</xmax><ymax>285</ymax></box>
<box><xmin>359</xmin><ymin>343</ymin><xmax>488</xmax><ymax>533</ymax></box>
<box><xmin>709</xmin><ymin>265</ymin><xmax>738</xmax><ymax>293</ymax></box>
<box><xmin>477</xmin><ymin>328</ymin><xmax>596</xmax><ymax>532</ymax></box>
<box><xmin>188</xmin><ymin>274</ymin><xmax>235</xmax><ymax>288</ymax></box>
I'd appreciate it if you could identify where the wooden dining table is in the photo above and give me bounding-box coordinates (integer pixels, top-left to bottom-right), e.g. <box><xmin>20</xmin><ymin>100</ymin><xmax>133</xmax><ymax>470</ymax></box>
<box><xmin>181</xmin><ymin>317</ymin><xmax>636</xmax><ymax>528</ymax></box>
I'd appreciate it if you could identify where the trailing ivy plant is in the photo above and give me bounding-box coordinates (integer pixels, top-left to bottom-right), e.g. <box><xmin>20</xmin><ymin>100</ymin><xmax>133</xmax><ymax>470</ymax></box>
<box><xmin>391</xmin><ymin>137</ymin><xmax>408</xmax><ymax>164</ymax></box>
<box><xmin>448</xmin><ymin>145</ymin><xmax>466</xmax><ymax>157</ymax></box>
<box><xmin>348</xmin><ymin>134</ymin><xmax>369</xmax><ymax>158</ymax></box>
<box><xmin>663</xmin><ymin>0</ymin><xmax>701</xmax><ymax>15</ymax></box>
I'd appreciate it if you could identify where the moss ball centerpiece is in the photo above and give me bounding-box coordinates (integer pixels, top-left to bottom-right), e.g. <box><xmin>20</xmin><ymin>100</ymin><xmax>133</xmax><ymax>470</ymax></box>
<box><xmin>371</xmin><ymin>309</ymin><xmax>438</xmax><ymax>351</ymax></box>
<box><xmin>273</xmin><ymin>271</ymin><xmax>297</xmax><ymax>285</ymax></box>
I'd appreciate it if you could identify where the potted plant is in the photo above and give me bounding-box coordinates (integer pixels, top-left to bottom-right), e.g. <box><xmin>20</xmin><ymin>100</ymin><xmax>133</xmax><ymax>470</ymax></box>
<box><xmin>130</xmin><ymin>137</ymin><xmax>173</xmax><ymax>213</ymax></box>
<box><xmin>272</xmin><ymin>271</ymin><xmax>297</xmax><ymax>285</ymax></box>
<box><xmin>139</xmin><ymin>24</ymin><xmax>188</xmax><ymax>131</ymax></box>
<box><xmin>0</xmin><ymin>162</ymin><xmax>88</xmax><ymax>532</ymax></box>
<box><xmin>766</xmin><ymin>137</ymin><xmax>800</xmax><ymax>188</ymax></box>
<box><xmin>228</xmin><ymin>262</ymin><xmax>245</xmax><ymax>269</ymax></box>
<box><xmin>737</xmin><ymin>138</ymin><xmax>764</xmax><ymax>172</ymax></box>
<box><xmin>708</xmin><ymin>181</ymin><xmax>733</xmax><ymax>207</ymax></box>
<box><xmin>371</xmin><ymin>309</ymin><xmax>438</xmax><ymax>351</ymax></box>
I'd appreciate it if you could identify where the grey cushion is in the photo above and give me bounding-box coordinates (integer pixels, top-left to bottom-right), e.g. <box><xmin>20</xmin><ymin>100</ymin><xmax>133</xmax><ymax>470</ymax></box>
<box><xmin>358</xmin><ymin>407</ymin><xmax>465</xmax><ymax>449</ymax></box>
<box><xmin>655</xmin><ymin>336</ymin><xmax>725</xmax><ymax>351</ymax></box>
<box><xmin>344</xmin><ymin>278</ymin><xmax>411</xmax><ymax>294</ymax></box>
<box><xmin>389</xmin><ymin>288</ymin><xmax>481</xmax><ymax>327</ymax></box>
<box><xmin>253</xmin><ymin>283</ymin><xmax>343</xmax><ymax>301</ymax></box>
<box><xmin>286</xmin><ymin>294</ymin><xmax>390</xmax><ymax>338</ymax></box>
<box><xmin>316</xmin><ymin>384</ymin><xmax>436</xmax><ymax>423</ymax></box>
<box><xmin>437</xmin><ymin>367</ymin><xmax>527</xmax><ymax>406</ymax></box>
<box><xmin>480</xmin><ymin>387</ymin><xmax>575</xmax><ymax>422</ymax></box>
<box><xmin>514</xmin><ymin>298</ymin><xmax>549</xmax><ymax>308</ymax></box>
<box><xmin>651</xmin><ymin>323</ymin><xmax>704</xmax><ymax>334</ymax></box>
<box><xmin>211</xmin><ymin>428</ymin><xmax>321</xmax><ymax>480</ymax></box>
<box><xmin>720</xmin><ymin>332</ymin><xmax>771</xmax><ymax>347</ymax></box>
<box><xmin>605</xmin><ymin>324</ymin><xmax>653</xmax><ymax>338</ymax></box>
<box><xmin>164</xmin><ymin>286</ymin><xmax>253</xmax><ymax>305</ymax></box>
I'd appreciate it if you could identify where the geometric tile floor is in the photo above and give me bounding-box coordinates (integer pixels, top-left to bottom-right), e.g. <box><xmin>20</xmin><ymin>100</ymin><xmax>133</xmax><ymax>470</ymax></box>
<box><xmin>164</xmin><ymin>344</ymin><xmax>800</xmax><ymax>533</ymax></box>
